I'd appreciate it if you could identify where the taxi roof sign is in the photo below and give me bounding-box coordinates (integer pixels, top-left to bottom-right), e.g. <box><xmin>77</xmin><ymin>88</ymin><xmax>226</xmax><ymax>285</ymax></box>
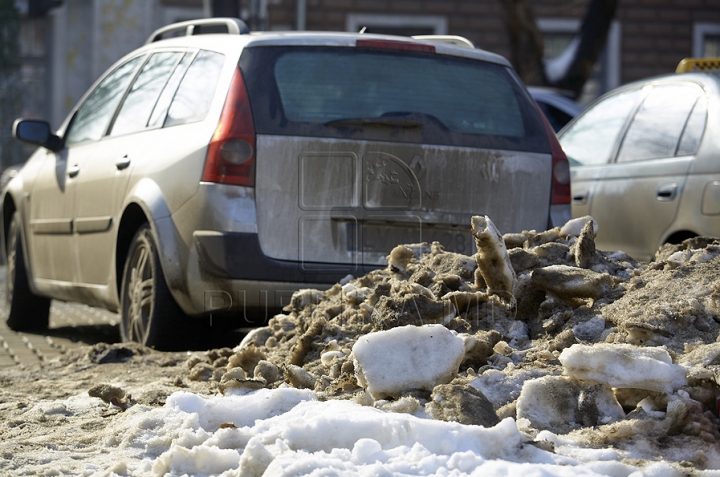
<box><xmin>676</xmin><ymin>57</ymin><xmax>720</xmax><ymax>73</ymax></box>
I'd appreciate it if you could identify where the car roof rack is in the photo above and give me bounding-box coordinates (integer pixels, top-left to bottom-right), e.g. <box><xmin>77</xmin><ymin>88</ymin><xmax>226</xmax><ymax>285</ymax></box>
<box><xmin>411</xmin><ymin>35</ymin><xmax>475</xmax><ymax>49</ymax></box>
<box><xmin>146</xmin><ymin>18</ymin><xmax>250</xmax><ymax>45</ymax></box>
<box><xmin>676</xmin><ymin>57</ymin><xmax>720</xmax><ymax>73</ymax></box>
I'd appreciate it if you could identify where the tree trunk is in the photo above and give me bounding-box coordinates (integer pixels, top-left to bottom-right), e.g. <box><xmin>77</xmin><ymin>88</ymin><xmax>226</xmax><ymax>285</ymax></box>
<box><xmin>498</xmin><ymin>0</ymin><xmax>547</xmax><ymax>86</ymax></box>
<box><xmin>499</xmin><ymin>0</ymin><xmax>618</xmax><ymax>100</ymax></box>
<box><xmin>552</xmin><ymin>0</ymin><xmax>618</xmax><ymax>97</ymax></box>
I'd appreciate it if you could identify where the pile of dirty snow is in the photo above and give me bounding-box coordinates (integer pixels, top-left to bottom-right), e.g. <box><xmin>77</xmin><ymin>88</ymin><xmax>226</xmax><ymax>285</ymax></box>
<box><xmin>161</xmin><ymin>215</ymin><xmax>719</xmax><ymax>476</ymax></box>
<box><xmin>1</xmin><ymin>215</ymin><xmax>719</xmax><ymax>476</ymax></box>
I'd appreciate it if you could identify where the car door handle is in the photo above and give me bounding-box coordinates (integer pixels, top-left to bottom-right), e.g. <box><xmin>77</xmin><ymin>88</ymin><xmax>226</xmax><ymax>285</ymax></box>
<box><xmin>572</xmin><ymin>193</ymin><xmax>588</xmax><ymax>204</ymax></box>
<box><xmin>115</xmin><ymin>156</ymin><xmax>131</xmax><ymax>170</ymax></box>
<box><xmin>656</xmin><ymin>183</ymin><xmax>677</xmax><ymax>201</ymax></box>
<box><xmin>67</xmin><ymin>165</ymin><xmax>80</xmax><ymax>178</ymax></box>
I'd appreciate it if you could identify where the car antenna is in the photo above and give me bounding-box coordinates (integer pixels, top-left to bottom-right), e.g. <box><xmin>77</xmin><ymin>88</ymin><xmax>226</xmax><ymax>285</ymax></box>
<box><xmin>359</xmin><ymin>26</ymin><xmax>366</xmax><ymax>34</ymax></box>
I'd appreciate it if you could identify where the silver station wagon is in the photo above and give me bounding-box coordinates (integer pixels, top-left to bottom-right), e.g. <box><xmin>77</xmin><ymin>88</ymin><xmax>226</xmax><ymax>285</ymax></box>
<box><xmin>5</xmin><ymin>18</ymin><xmax>569</xmax><ymax>349</ymax></box>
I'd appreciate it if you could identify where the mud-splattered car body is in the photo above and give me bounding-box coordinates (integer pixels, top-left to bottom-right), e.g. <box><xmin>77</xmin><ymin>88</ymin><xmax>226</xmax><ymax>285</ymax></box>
<box><xmin>3</xmin><ymin>18</ymin><xmax>569</xmax><ymax>349</ymax></box>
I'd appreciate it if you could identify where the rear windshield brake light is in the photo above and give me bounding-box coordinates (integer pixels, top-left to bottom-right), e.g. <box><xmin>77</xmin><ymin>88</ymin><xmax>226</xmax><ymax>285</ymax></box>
<box><xmin>356</xmin><ymin>39</ymin><xmax>435</xmax><ymax>53</ymax></box>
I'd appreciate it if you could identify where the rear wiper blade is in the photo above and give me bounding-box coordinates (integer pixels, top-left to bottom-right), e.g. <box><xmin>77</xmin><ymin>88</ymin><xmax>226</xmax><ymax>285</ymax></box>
<box><xmin>324</xmin><ymin>117</ymin><xmax>423</xmax><ymax>129</ymax></box>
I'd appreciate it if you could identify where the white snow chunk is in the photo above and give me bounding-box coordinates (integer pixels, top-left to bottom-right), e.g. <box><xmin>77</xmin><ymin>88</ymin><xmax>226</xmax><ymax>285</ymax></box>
<box><xmin>125</xmin><ymin>389</ymin><xmax>613</xmax><ymax>477</ymax></box>
<box><xmin>559</xmin><ymin>343</ymin><xmax>688</xmax><ymax>394</ymax></box>
<box><xmin>471</xmin><ymin>368</ymin><xmax>552</xmax><ymax>410</ymax></box>
<box><xmin>677</xmin><ymin>342</ymin><xmax>720</xmax><ymax>380</ymax></box>
<box><xmin>235</xmin><ymin>327</ymin><xmax>266</xmax><ymax>351</ymax></box>
<box><xmin>517</xmin><ymin>376</ymin><xmax>624</xmax><ymax>433</ymax></box>
<box><xmin>559</xmin><ymin>215</ymin><xmax>598</xmax><ymax>237</ymax></box>
<box><xmin>352</xmin><ymin>324</ymin><xmax>465</xmax><ymax>399</ymax></box>
<box><xmin>341</xmin><ymin>282</ymin><xmax>357</xmax><ymax>294</ymax></box>
<box><xmin>153</xmin><ymin>444</ymin><xmax>242</xmax><ymax>476</ymax></box>
<box><xmin>572</xmin><ymin>317</ymin><xmax>606</xmax><ymax>342</ymax></box>
<box><xmin>667</xmin><ymin>248</ymin><xmax>719</xmax><ymax>266</ymax></box>
<box><xmin>342</xmin><ymin>283</ymin><xmax>372</xmax><ymax>304</ymax></box>
<box><xmin>678</xmin><ymin>342</ymin><xmax>720</xmax><ymax>368</ymax></box>
<box><xmin>291</xmin><ymin>288</ymin><xmax>323</xmax><ymax>308</ymax></box>
<box><xmin>321</xmin><ymin>350</ymin><xmax>346</xmax><ymax>367</ymax></box>
<box><xmin>507</xmin><ymin>320</ymin><xmax>529</xmax><ymax>347</ymax></box>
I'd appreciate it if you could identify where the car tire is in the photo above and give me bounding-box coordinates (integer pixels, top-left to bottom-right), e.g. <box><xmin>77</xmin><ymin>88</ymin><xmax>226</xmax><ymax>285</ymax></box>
<box><xmin>5</xmin><ymin>212</ymin><xmax>51</xmax><ymax>331</ymax></box>
<box><xmin>120</xmin><ymin>224</ymin><xmax>191</xmax><ymax>351</ymax></box>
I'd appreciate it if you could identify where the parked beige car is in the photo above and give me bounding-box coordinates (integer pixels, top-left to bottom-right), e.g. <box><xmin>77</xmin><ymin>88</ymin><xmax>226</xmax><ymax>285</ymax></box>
<box><xmin>559</xmin><ymin>60</ymin><xmax>717</xmax><ymax>261</ymax></box>
<box><xmin>4</xmin><ymin>18</ymin><xmax>569</xmax><ymax>349</ymax></box>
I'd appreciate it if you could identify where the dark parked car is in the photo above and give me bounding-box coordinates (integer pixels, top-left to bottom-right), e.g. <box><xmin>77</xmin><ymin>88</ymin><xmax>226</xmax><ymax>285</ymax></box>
<box><xmin>528</xmin><ymin>87</ymin><xmax>583</xmax><ymax>133</ymax></box>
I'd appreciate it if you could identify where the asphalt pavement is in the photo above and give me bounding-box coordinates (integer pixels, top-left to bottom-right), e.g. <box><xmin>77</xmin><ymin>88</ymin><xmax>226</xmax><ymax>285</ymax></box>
<box><xmin>0</xmin><ymin>267</ymin><xmax>120</xmax><ymax>367</ymax></box>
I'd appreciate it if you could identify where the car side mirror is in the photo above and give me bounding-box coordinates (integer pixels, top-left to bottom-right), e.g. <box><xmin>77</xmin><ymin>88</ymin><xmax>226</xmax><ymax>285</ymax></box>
<box><xmin>12</xmin><ymin>119</ymin><xmax>63</xmax><ymax>152</ymax></box>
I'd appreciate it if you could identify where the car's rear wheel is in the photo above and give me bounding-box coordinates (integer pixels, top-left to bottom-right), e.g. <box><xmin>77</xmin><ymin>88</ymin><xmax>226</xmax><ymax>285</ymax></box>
<box><xmin>5</xmin><ymin>212</ymin><xmax>51</xmax><ymax>331</ymax></box>
<box><xmin>120</xmin><ymin>224</ymin><xmax>191</xmax><ymax>350</ymax></box>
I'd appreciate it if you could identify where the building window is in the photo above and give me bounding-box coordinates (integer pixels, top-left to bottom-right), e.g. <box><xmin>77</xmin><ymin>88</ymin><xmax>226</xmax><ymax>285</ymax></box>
<box><xmin>693</xmin><ymin>23</ymin><xmax>720</xmax><ymax>57</ymax></box>
<box><xmin>537</xmin><ymin>18</ymin><xmax>620</xmax><ymax>104</ymax></box>
<box><xmin>705</xmin><ymin>37</ymin><xmax>720</xmax><ymax>57</ymax></box>
<box><xmin>345</xmin><ymin>14</ymin><xmax>447</xmax><ymax>36</ymax></box>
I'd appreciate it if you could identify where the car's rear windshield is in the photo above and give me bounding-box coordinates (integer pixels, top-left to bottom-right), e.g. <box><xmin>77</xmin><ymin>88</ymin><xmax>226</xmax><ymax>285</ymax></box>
<box><xmin>239</xmin><ymin>46</ymin><xmax>549</xmax><ymax>152</ymax></box>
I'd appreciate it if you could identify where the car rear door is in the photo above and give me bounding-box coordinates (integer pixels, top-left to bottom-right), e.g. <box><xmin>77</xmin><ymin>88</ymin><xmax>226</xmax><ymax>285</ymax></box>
<box><xmin>72</xmin><ymin>51</ymin><xmax>191</xmax><ymax>286</ymax></box>
<box><xmin>588</xmin><ymin>83</ymin><xmax>703</xmax><ymax>259</ymax></box>
<box><xmin>242</xmin><ymin>44</ymin><xmax>553</xmax><ymax>269</ymax></box>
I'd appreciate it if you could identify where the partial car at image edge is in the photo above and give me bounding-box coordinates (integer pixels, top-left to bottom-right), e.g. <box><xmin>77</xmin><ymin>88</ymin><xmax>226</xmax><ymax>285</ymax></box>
<box><xmin>559</xmin><ymin>58</ymin><xmax>720</xmax><ymax>262</ymax></box>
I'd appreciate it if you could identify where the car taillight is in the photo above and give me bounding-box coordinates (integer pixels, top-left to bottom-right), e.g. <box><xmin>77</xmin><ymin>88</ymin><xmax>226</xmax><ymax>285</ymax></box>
<box><xmin>552</xmin><ymin>148</ymin><xmax>571</xmax><ymax>205</ymax></box>
<box><xmin>537</xmin><ymin>106</ymin><xmax>571</xmax><ymax>205</ymax></box>
<box><xmin>202</xmin><ymin>66</ymin><xmax>255</xmax><ymax>187</ymax></box>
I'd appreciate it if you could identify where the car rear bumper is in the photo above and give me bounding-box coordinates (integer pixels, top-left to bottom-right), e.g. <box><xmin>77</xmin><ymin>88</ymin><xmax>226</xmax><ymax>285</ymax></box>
<box><xmin>183</xmin><ymin>230</ymin><xmax>382</xmax><ymax>319</ymax></box>
<box><xmin>193</xmin><ymin>230</ymin><xmax>380</xmax><ymax>282</ymax></box>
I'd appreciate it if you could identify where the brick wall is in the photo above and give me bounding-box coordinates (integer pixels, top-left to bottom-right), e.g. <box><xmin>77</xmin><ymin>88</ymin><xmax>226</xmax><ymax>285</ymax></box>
<box><xmin>165</xmin><ymin>0</ymin><xmax>720</xmax><ymax>89</ymax></box>
<box><xmin>619</xmin><ymin>0</ymin><xmax>720</xmax><ymax>83</ymax></box>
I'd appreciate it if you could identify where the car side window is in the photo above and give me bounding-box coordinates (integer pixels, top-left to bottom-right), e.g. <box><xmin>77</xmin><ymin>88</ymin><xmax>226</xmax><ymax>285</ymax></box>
<box><xmin>559</xmin><ymin>89</ymin><xmax>641</xmax><ymax>166</ymax></box>
<box><xmin>65</xmin><ymin>56</ymin><xmax>144</xmax><ymax>146</ymax></box>
<box><xmin>676</xmin><ymin>94</ymin><xmax>707</xmax><ymax>156</ymax></box>
<box><xmin>147</xmin><ymin>53</ymin><xmax>193</xmax><ymax>128</ymax></box>
<box><xmin>110</xmin><ymin>51</ymin><xmax>185</xmax><ymax>137</ymax></box>
<box><xmin>617</xmin><ymin>84</ymin><xmax>700</xmax><ymax>163</ymax></box>
<box><xmin>164</xmin><ymin>50</ymin><xmax>225</xmax><ymax>127</ymax></box>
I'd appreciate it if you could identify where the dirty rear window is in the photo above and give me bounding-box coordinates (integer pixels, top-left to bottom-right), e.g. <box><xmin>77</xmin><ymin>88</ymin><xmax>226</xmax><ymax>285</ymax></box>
<box><xmin>239</xmin><ymin>46</ymin><xmax>549</xmax><ymax>152</ymax></box>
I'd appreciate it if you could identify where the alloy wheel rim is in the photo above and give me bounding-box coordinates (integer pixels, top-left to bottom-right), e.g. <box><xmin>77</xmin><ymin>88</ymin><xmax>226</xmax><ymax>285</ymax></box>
<box><xmin>127</xmin><ymin>239</ymin><xmax>154</xmax><ymax>343</ymax></box>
